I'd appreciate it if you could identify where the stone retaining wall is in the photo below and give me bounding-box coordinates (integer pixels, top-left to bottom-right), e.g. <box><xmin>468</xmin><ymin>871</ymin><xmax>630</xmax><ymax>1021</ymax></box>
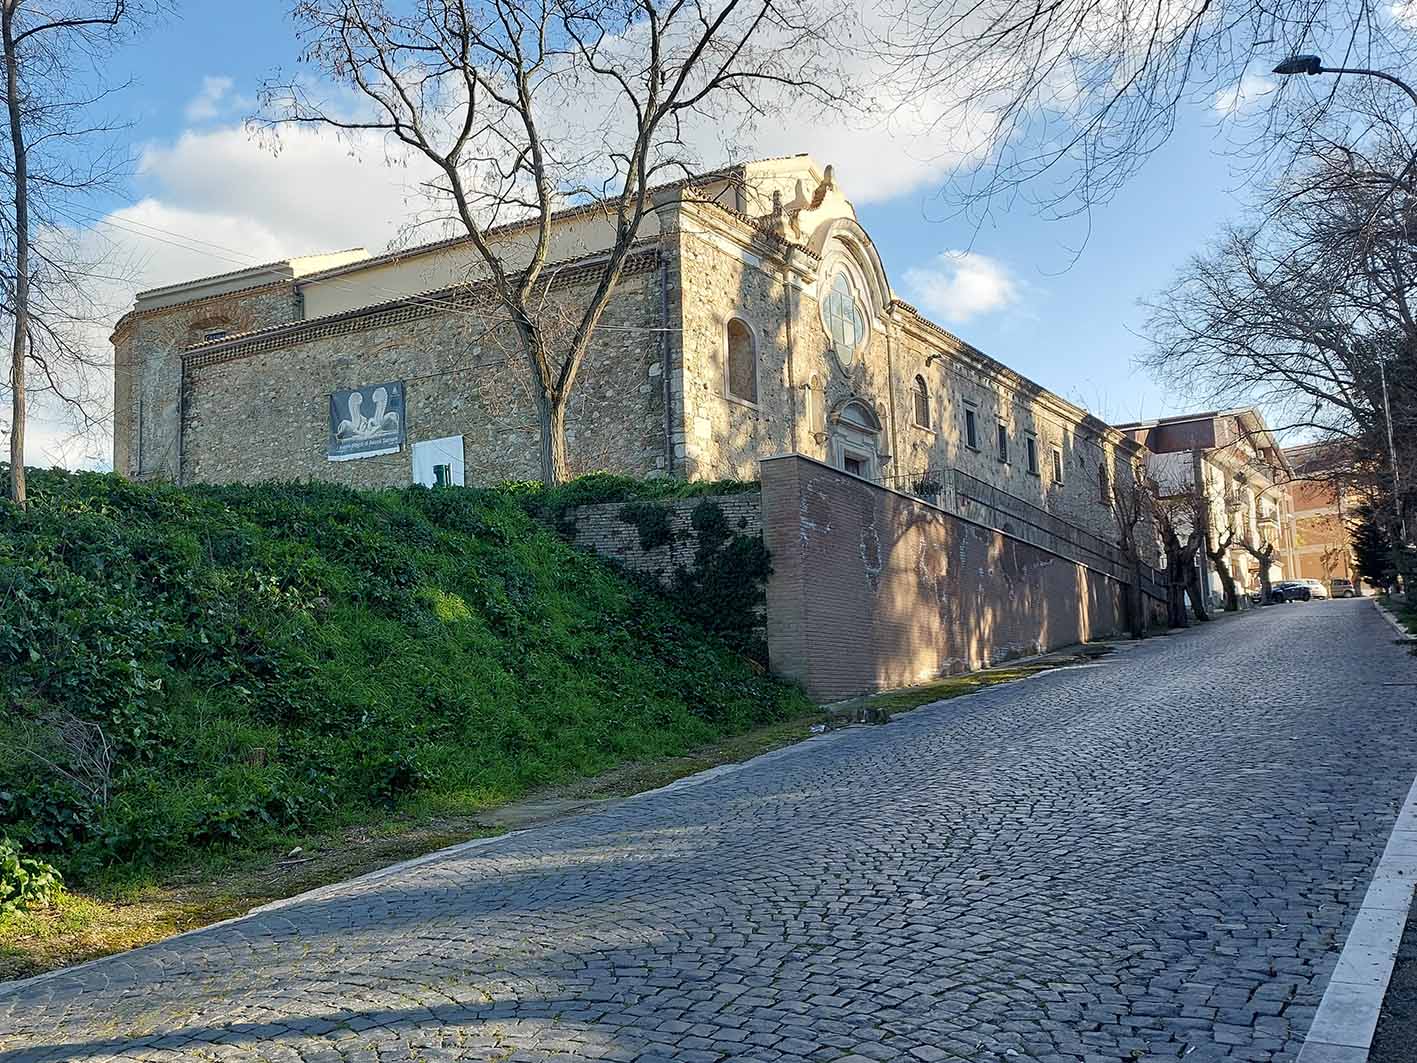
<box><xmin>564</xmin><ymin>493</ymin><xmax>762</xmax><ymax>586</ymax></box>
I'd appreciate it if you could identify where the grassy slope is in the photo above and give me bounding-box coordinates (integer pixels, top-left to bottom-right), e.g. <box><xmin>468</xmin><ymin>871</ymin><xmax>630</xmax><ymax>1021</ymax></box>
<box><xmin>0</xmin><ymin>470</ymin><xmax>809</xmax><ymax>887</ymax></box>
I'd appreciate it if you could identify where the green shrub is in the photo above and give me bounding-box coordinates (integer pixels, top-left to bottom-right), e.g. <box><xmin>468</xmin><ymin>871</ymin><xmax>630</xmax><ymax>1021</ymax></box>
<box><xmin>0</xmin><ymin>469</ymin><xmax>809</xmax><ymax>882</ymax></box>
<box><xmin>510</xmin><ymin>471</ymin><xmax>757</xmax><ymax>535</ymax></box>
<box><xmin>0</xmin><ymin>838</ymin><xmax>62</xmax><ymax>916</ymax></box>
<box><xmin>667</xmin><ymin>498</ymin><xmax>773</xmax><ymax>661</ymax></box>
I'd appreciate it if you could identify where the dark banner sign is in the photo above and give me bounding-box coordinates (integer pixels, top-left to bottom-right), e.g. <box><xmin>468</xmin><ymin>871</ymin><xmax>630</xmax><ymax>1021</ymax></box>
<box><xmin>328</xmin><ymin>381</ymin><xmax>405</xmax><ymax>461</ymax></box>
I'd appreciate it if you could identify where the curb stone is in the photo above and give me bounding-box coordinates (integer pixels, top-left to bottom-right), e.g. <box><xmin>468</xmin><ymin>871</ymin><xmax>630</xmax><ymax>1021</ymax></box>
<box><xmin>1297</xmin><ymin>760</ymin><xmax>1417</xmax><ymax>1063</ymax></box>
<box><xmin>1370</xmin><ymin>597</ymin><xmax>1416</xmax><ymax>643</ymax></box>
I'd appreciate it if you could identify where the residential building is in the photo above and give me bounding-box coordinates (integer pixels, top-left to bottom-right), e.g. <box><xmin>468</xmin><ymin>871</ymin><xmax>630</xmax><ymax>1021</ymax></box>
<box><xmin>1117</xmin><ymin>409</ymin><xmax>1298</xmax><ymax>603</ymax></box>
<box><xmin>1284</xmin><ymin>442</ymin><xmax>1363</xmax><ymax>589</ymax></box>
<box><xmin>112</xmin><ymin>154</ymin><xmax>1146</xmax><ymax>548</ymax></box>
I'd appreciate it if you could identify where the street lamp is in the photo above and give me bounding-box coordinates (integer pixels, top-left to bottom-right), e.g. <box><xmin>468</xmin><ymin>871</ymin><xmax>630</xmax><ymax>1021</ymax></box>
<box><xmin>1271</xmin><ymin>54</ymin><xmax>1417</xmax><ymax>111</ymax></box>
<box><xmin>1272</xmin><ymin>54</ymin><xmax>1414</xmax><ymax>549</ymax></box>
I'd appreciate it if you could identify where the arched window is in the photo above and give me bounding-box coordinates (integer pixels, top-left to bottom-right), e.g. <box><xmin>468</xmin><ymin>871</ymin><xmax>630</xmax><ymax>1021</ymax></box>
<box><xmin>911</xmin><ymin>375</ymin><xmax>930</xmax><ymax>429</ymax></box>
<box><xmin>821</xmin><ymin>270</ymin><xmax>867</xmax><ymax>362</ymax></box>
<box><xmin>725</xmin><ymin>319</ymin><xmax>757</xmax><ymax>403</ymax></box>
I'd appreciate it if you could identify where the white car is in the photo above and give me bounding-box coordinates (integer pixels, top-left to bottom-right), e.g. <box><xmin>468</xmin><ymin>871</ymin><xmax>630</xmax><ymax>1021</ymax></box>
<box><xmin>1302</xmin><ymin>578</ymin><xmax>1330</xmax><ymax>600</ymax></box>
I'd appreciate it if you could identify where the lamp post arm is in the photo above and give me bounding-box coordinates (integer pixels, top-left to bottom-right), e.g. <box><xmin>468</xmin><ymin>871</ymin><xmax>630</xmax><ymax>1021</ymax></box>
<box><xmin>1318</xmin><ymin>65</ymin><xmax>1417</xmax><ymax>112</ymax></box>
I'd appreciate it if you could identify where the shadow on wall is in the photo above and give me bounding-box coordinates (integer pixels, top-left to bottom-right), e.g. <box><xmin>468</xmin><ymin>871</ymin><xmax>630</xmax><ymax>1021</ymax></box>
<box><xmin>761</xmin><ymin>454</ymin><xmax>1130</xmax><ymax>701</ymax></box>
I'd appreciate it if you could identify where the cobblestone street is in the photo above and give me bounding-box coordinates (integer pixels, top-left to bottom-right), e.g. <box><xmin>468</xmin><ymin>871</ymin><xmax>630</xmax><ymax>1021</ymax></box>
<box><xmin>2</xmin><ymin>600</ymin><xmax>1414</xmax><ymax>1063</ymax></box>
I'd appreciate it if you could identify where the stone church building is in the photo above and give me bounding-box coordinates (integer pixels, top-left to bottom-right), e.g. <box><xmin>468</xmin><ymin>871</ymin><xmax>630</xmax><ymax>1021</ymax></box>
<box><xmin>113</xmin><ymin>155</ymin><xmax>1144</xmax><ymax>544</ymax></box>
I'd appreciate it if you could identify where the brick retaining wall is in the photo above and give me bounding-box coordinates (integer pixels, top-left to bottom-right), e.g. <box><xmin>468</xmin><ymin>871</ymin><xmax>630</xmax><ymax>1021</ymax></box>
<box><xmin>762</xmin><ymin>454</ymin><xmax>1132</xmax><ymax>701</ymax></box>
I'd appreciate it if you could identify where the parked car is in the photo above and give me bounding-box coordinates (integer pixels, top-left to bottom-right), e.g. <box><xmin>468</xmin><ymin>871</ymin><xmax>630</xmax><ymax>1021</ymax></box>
<box><xmin>1330</xmin><ymin>578</ymin><xmax>1358</xmax><ymax>598</ymax></box>
<box><xmin>1271</xmin><ymin>581</ymin><xmax>1312</xmax><ymax>602</ymax></box>
<box><xmin>1303</xmin><ymin>579</ymin><xmax>1330</xmax><ymax>599</ymax></box>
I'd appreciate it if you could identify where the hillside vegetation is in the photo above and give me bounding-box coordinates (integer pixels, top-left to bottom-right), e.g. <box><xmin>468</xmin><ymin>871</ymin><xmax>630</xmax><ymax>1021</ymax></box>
<box><xmin>0</xmin><ymin>470</ymin><xmax>807</xmax><ymax>884</ymax></box>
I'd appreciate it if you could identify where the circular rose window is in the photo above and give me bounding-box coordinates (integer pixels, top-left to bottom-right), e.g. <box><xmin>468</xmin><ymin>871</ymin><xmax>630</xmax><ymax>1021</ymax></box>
<box><xmin>821</xmin><ymin>270</ymin><xmax>867</xmax><ymax>362</ymax></box>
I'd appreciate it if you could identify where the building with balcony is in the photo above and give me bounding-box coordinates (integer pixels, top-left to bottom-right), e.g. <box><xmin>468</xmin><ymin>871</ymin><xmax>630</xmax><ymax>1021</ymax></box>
<box><xmin>1116</xmin><ymin>409</ymin><xmax>1298</xmax><ymax>604</ymax></box>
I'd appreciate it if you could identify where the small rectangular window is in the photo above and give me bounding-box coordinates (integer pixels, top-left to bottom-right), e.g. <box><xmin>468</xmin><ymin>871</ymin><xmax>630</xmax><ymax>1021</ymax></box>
<box><xmin>413</xmin><ymin>436</ymin><xmax>465</xmax><ymax>488</ymax></box>
<box><xmin>964</xmin><ymin>406</ymin><xmax>979</xmax><ymax>450</ymax></box>
<box><xmin>1051</xmin><ymin>447</ymin><xmax>1064</xmax><ymax>482</ymax></box>
<box><xmin>202</xmin><ymin>328</ymin><xmax>228</xmax><ymax>341</ymax></box>
<box><xmin>1026</xmin><ymin>435</ymin><xmax>1039</xmax><ymax>475</ymax></box>
<box><xmin>996</xmin><ymin>423</ymin><xmax>1009</xmax><ymax>463</ymax></box>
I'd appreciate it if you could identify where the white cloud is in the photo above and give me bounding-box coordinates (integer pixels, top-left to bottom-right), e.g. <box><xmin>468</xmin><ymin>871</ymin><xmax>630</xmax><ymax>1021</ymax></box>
<box><xmin>184</xmin><ymin>76</ymin><xmax>235</xmax><ymax>122</ymax></box>
<box><xmin>133</xmin><ymin>124</ymin><xmax>437</xmax><ymax>276</ymax></box>
<box><xmin>729</xmin><ymin>92</ymin><xmax>997</xmax><ymax>206</ymax></box>
<box><xmin>1215</xmin><ymin>73</ymin><xmax>1276</xmax><ymax>117</ymax></box>
<box><xmin>18</xmin><ymin>114</ymin><xmax>445</xmax><ymax>471</ymax></box>
<box><xmin>902</xmin><ymin>250</ymin><xmax>1024</xmax><ymax>325</ymax></box>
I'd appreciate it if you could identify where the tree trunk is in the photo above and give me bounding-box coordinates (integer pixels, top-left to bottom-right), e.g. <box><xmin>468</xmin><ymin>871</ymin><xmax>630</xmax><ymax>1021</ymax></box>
<box><xmin>1256</xmin><ymin>557</ymin><xmax>1274</xmax><ymax>604</ymax></box>
<box><xmin>1208</xmin><ymin>549</ymin><xmax>1239</xmax><ymax>611</ymax></box>
<box><xmin>1161</xmin><ymin>529</ymin><xmax>1189</xmax><ymax>628</ymax></box>
<box><xmin>1186</xmin><ymin>563</ymin><xmax>1211</xmax><ymax>621</ymax></box>
<box><xmin>1166</xmin><ymin>565</ymin><xmax>1189</xmax><ymax>628</ymax></box>
<box><xmin>3</xmin><ymin>2</ymin><xmax>29</xmax><ymax>507</ymax></box>
<box><xmin>1127</xmin><ymin>557</ymin><xmax>1147</xmax><ymax>639</ymax></box>
<box><xmin>536</xmin><ymin>388</ymin><xmax>571</xmax><ymax>486</ymax></box>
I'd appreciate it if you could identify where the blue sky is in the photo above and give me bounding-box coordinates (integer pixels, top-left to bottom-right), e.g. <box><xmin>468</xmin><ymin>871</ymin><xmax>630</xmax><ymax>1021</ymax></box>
<box><xmin>73</xmin><ymin>1</ymin><xmax>1275</xmax><ymax>455</ymax></box>
<box><xmin>858</xmin><ymin>110</ymin><xmax>1254</xmax><ymax>425</ymax></box>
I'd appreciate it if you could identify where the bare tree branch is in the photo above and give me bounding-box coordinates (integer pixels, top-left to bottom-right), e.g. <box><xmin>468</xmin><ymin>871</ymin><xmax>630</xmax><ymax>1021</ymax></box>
<box><xmin>2</xmin><ymin>0</ymin><xmax>162</xmax><ymax>504</ymax></box>
<box><xmin>258</xmin><ymin>0</ymin><xmax>847</xmax><ymax>483</ymax></box>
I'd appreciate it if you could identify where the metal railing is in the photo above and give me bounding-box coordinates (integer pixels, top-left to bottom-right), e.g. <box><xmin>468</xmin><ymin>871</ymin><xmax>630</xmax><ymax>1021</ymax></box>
<box><xmin>872</xmin><ymin>464</ymin><xmax>1167</xmax><ymax>595</ymax></box>
<box><xmin>951</xmin><ymin>469</ymin><xmax>1167</xmax><ymax>594</ymax></box>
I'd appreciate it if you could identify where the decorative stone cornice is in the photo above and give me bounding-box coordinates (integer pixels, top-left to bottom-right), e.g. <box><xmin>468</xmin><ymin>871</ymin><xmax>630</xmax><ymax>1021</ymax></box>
<box><xmin>295</xmin><ymin>165</ymin><xmax>751</xmax><ymax>287</ymax></box>
<box><xmin>677</xmin><ymin>190</ymin><xmax>814</xmax><ymax>259</ymax></box>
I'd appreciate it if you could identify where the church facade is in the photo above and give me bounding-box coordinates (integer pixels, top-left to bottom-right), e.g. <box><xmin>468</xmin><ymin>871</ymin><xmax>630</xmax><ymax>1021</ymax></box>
<box><xmin>112</xmin><ymin>155</ymin><xmax>1145</xmax><ymax>546</ymax></box>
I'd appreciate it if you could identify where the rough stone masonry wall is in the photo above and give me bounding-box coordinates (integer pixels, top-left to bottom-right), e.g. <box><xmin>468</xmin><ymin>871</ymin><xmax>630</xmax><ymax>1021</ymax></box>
<box><xmin>565</xmin><ymin>493</ymin><xmax>762</xmax><ymax>585</ymax></box>
<box><xmin>114</xmin><ymin>282</ymin><xmax>299</xmax><ymax>480</ymax></box>
<box><xmin>180</xmin><ymin>266</ymin><xmax>668</xmax><ymax>487</ymax></box>
<box><xmin>761</xmin><ymin>453</ymin><xmax>1128</xmax><ymax>702</ymax></box>
<box><xmin>671</xmin><ymin>205</ymin><xmax>1142</xmax><ymax>558</ymax></box>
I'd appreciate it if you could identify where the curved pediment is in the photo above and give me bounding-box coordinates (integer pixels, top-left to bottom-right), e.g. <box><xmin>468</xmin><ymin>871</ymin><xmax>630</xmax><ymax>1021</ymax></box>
<box><xmin>829</xmin><ymin>397</ymin><xmax>885</xmax><ymax>433</ymax></box>
<box><xmin>812</xmin><ymin>217</ymin><xmax>892</xmax><ymax>318</ymax></box>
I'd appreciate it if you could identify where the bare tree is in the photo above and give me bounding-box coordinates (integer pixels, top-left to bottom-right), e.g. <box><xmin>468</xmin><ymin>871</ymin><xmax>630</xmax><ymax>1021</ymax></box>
<box><xmin>261</xmin><ymin>0</ymin><xmax>845</xmax><ymax>485</ymax></box>
<box><xmin>1318</xmin><ymin>542</ymin><xmax>1342</xmax><ymax>582</ymax></box>
<box><xmin>1242</xmin><ymin>536</ymin><xmax>1280</xmax><ymax>603</ymax></box>
<box><xmin>1</xmin><ymin>1</ymin><xmax>158</xmax><ymax>505</ymax></box>
<box><xmin>1148</xmin><ymin>471</ymin><xmax>1212</xmax><ymax>627</ymax></box>
<box><xmin>878</xmin><ymin>0</ymin><xmax>1417</xmax><ymax>217</ymax></box>
<box><xmin>1205</xmin><ymin>526</ymin><xmax>1241</xmax><ymax>613</ymax></box>
<box><xmin>1144</xmin><ymin>118</ymin><xmax>1417</xmax><ymax>551</ymax></box>
<box><xmin>1104</xmin><ymin>469</ymin><xmax>1152</xmax><ymax>638</ymax></box>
